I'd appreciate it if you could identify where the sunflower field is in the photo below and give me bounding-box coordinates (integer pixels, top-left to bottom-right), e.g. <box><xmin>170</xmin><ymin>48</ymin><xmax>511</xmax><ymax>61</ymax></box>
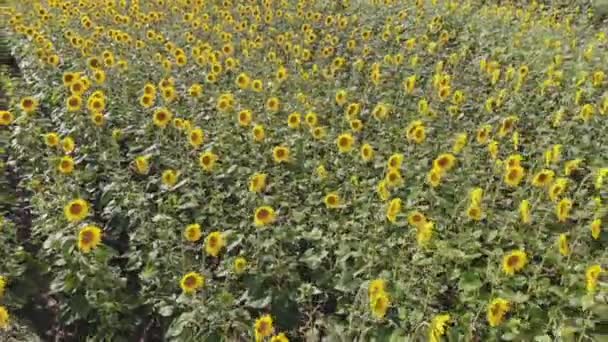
<box><xmin>1</xmin><ymin>0</ymin><xmax>607</xmax><ymax>341</ymax></box>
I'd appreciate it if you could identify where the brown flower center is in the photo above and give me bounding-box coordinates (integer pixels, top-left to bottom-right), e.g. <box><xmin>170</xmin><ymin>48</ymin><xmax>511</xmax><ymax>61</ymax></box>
<box><xmin>81</xmin><ymin>230</ymin><xmax>94</xmax><ymax>244</ymax></box>
<box><xmin>507</xmin><ymin>255</ymin><xmax>519</xmax><ymax>267</ymax></box>
<box><xmin>70</xmin><ymin>203</ymin><xmax>83</xmax><ymax>215</ymax></box>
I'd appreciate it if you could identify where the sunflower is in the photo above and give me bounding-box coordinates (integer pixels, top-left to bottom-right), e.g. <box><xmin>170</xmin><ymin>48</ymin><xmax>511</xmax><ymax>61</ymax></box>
<box><xmin>251</xmin><ymin>79</ymin><xmax>263</xmax><ymax>92</ymax></box>
<box><xmin>254</xmin><ymin>206</ymin><xmax>276</xmax><ymax>227</ymax></box>
<box><xmin>368</xmin><ymin>279</ymin><xmax>386</xmax><ymax>300</ymax></box>
<box><xmin>386</xmin><ymin>198</ymin><xmax>402</xmax><ymax>223</ymax></box>
<box><xmin>77</xmin><ymin>225</ymin><xmax>102</xmax><ymax>253</ymax></box>
<box><xmin>427</xmin><ymin>167</ymin><xmax>442</xmax><ymax>187</ymax></box>
<box><xmin>249</xmin><ymin>173</ymin><xmax>267</xmax><ymax>193</ymax></box>
<box><xmin>238</xmin><ymin>110</ymin><xmax>253</xmax><ymax>127</ymax></box>
<box><xmin>252</xmin><ymin>124</ymin><xmax>265</xmax><ymax>142</ymax></box>
<box><xmin>372</xmin><ymin>103</ymin><xmax>389</xmax><ymax>120</ymax></box>
<box><xmin>270</xmin><ymin>333</ymin><xmax>289</xmax><ymax>342</ymax></box>
<box><xmin>134</xmin><ymin>156</ymin><xmax>150</xmax><ymax>175</ymax></box>
<box><xmin>266</xmin><ymin>97</ymin><xmax>280</xmax><ymax>113</ymax></box>
<box><xmin>335</xmin><ymin>89</ymin><xmax>347</xmax><ymax>106</ymax></box>
<box><xmin>591</xmin><ymin>219</ymin><xmax>602</xmax><ymax>240</ymax></box>
<box><xmin>195</xmin><ymin>151</ymin><xmax>217</xmax><ymax>173</ymax></box>
<box><xmin>0</xmin><ymin>110</ymin><xmax>13</xmax><ymax>126</ymax></box>
<box><xmin>180</xmin><ymin>272</ymin><xmax>205</xmax><ymax>294</ymax></box>
<box><xmin>58</xmin><ymin>156</ymin><xmax>74</xmax><ymax>174</ymax></box>
<box><xmin>404</xmin><ymin>75</ymin><xmax>416</xmax><ymax>94</ymax></box>
<box><xmin>360</xmin><ymin>143</ymin><xmax>374</xmax><ymax>162</ymax></box>
<box><xmin>564</xmin><ymin>159</ymin><xmax>583</xmax><ymax>176</ymax></box>
<box><xmin>66</xmin><ymin>95</ymin><xmax>82</xmax><ymax>112</ymax></box>
<box><xmin>153</xmin><ymin>108</ymin><xmax>173</xmax><ymax>128</ymax></box>
<box><xmin>0</xmin><ymin>306</ymin><xmax>9</xmax><ymax>330</ymax></box>
<box><xmin>504</xmin><ymin>166</ymin><xmax>525</xmax><ymax>187</ymax></box>
<box><xmin>305</xmin><ymin>111</ymin><xmax>318</xmax><ymax>127</ymax></box>
<box><xmin>349</xmin><ymin>119</ymin><xmax>363</xmax><ymax>132</ymax></box>
<box><xmin>519</xmin><ymin>199</ymin><xmax>532</xmax><ymax>224</ymax></box>
<box><xmin>188</xmin><ymin>127</ymin><xmax>204</xmax><ymax>148</ymax></box>
<box><xmin>311</xmin><ymin>126</ymin><xmax>327</xmax><ymax>140</ymax></box>
<box><xmin>531</xmin><ymin>169</ymin><xmax>555</xmax><ymax>187</ymax></box>
<box><xmin>487</xmin><ymin>298</ymin><xmax>510</xmax><ymax>327</ymax></box>
<box><xmin>385</xmin><ymin>168</ymin><xmax>404</xmax><ymax>188</ymax></box>
<box><xmin>272</xmin><ymin>146</ymin><xmax>290</xmax><ymax>163</ymax></box>
<box><xmin>558</xmin><ymin>234</ymin><xmax>570</xmax><ymax>256</ymax></box>
<box><xmin>429</xmin><ymin>314</ymin><xmax>451</xmax><ymax>342</ymax></box>
<box><xmin>548</xmin><ymin>178</ymin><xmax>567</xmax><ymax>202</ymax></box>
<box><xmin>287</xmin><ymin>112</ymin><xmax>301</xmax><ymax>129</ymax></box>
<box><xmin>345</xmin><ymin>102</ymin><xmax>361</xmax><ymax>119</ymax></box>
<box><xmin>184</xmin><ymin>224</ymin><xmax>202</xmax><ymax>242</ymax></box>
<box><xmin>336</xmin><ymin>133</ymin><xmax>355</xmax><ymax>153</ymax></box>
<box><xmin>254</xmin><ymin>315</ymin><xmax>274</xmax><ymax>341</ymax></box>
<box><xmin>62</xmin><ymin>72</ymin><xmax>77</xmax><ymax>86</ymax></box>
<box><xmin>44</xmin><ymin>133</ymin><xmax>60</xmax><ymax>147</ymax></box>
<box><xmin>502</xmin><ymin>250</ymin><xmax>528</xmax><ymax>275</ymax></box>
<box><xmin>143</xmin><ymin>83</ymin><xmax>156</xmax><ymax>95</ymax></box>
<box><xmin>70</xmin><ymin>81</ymin><xmax>86</xmax><ymax>95</ymax></box>
<box><xmin>476</xmin><ymin>125</ymin><xmax>492</xmax><ymax>144</ymax></box>
<box><xmin>0</xmin><ymin>276</ymin><xmax>5</xmax><ymax>298</ymax></box>
<box><xmin>316</xmin><ymin>165</ymin><xmax>328</xmax><ymax>180</ymax></box>
<box><xmin>139</xmin><ymin>94</ymin><xmax>154</xmax><ymax>108</ymax></box>
<box><xmin>235</xmin><ymin>72</ymin><xmax>251</xmax><ymax>89</ymax></box>
<box><xmin>370</xmin><ymin>292</ymin><xmax>390</xmax><ymax>319</ymax></box>
<box><xmin>466</xmin><ymin>205</ymin><xmax>483</xmax><ymax>221</ymax></box>
<box><xmin>64</xmin><ymin>198</ymin><xmax>90</xmax><ymax>223</ymax></box>
<box><xmin>452</xmin><ymin>133</ymin><xmax>468</xmax><ymax>154</ymax></box>
<box><xmin>20</xmin><ymin>96</ymin><xmax>38</xmax><ymax>114</ymax></box>
<box><xmin>324</xmin><ymin>193</ymin><xmax>341</xmax><ymax>209</ymax></box>
<box><xmin>433</xmin><ymin>153</ymin><xmax>456</xmax><ymax>173</ymax></box>
<box><xmin>386</xmin><ymin>153</ymin><xmax>403</xmax><ymax>169</ymax></box>
<box><xmin>205</xmin><ymin>231</ymin><xmax>225</xmax><ymax>257</ymax></box>
<box><xmin>234</xmin><ymin>257</ymin><xmax>247</xmax><ymax>275</ymax></box>
<box><xmin>586</xmin><ymin>264</ymin><xmax>602</xmax><ymax>293</ymax></box>
<box><xmin>556</xmin><ymin>198</ymin><xmax>573</xmax><ymax>222</ymax></box>
<box><xmin>161</xmin><ymin>169</ymin><xmax>178</xmax><ymax>187</ymax></box>
<box><xmin>91</xmin><ymin>112</ymin><xmax>105</xmax><ymax>127</ymax></box>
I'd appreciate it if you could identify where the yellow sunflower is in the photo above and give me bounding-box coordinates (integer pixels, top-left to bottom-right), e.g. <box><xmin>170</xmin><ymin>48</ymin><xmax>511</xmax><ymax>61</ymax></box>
<box><xmin>0</xmin><ymin>110</ymin><xmax>13</xmax><ymax>126</ymax></box>
<box><xmin>134</xmin><ymin>156</ymin><xmax>150</xmax><ymax>175</ymax></box>
<box><xmin>161</xmin><ymin>169</ymin><xmax>178</xmax><ymax>187</ymax></box>
<box><xmin>370</xmin><ymin>292</ymin><xmax>390</xmax><ymax>319</ymax></box>
<box><xmin>324</xmin><ymin>193</ymin><xmax>341</xmax><ymax>209</ymax></box>
<box><xmin>44</xmin><ymin>133</ymin><xmax>60</xmax><ymax>147</ymax></box>
<box><xmin>336</xmin><ymin>133</ymin><xmax>355</xmax><ymax>153</ymax></box>
<box><xmin>556</xmin><ymin>198</ymin><xmax>573</xmax><ymax>222</ymax></box>
<box><xmin>64</xmin><ymin>198</ymin><xmax>90</xmax><ymax>223</ymax></box>
<box><xmin>20</xmin><ymin>96</ymin><xmax>38</xmax><ymax>114</ymax></box>
<box><xmin>180</xmin><ymin>272</ymin><xmax>205</xmax><ymax>294</ymax></box>
<box><xmin>234</xmin><ymin>257</ymin><xmax>248</xmax><ymax>275</ymax></box>
<box><xmin>184</xmin><ymin>224</ymin><xmax>202</xmax><ymax>242</ymax></box>
<box><xmin>0</xmin><ymin>306</ymin><xmax>9</xmax><ymax>330</ymax></box>
<box><xmin>273</xmin><ymin>146</ymin><xmax>290</xmax><ymax>163</ymax></box>
<box><xmin>254</xmin><ymin>206</ymin><xmax>276</xmax><ymax>227</ymax></box>
<box><xmin>433</xmin><ymin>153</ymin><xmax>456</xmax><ymax>173</ymax></box>
<box><xmin>586</xmin><ymin>265</ymin><xmax>602</xmax><ymax>293</ymax></box>
<box><xmin>66</xmin><ymin>95</ymin><xmax>82</xmax><ymax>112</ymax></box>
<box><xmin>266</xmin><ymin>97</ymin><xmax>280</xmax><ymax>113</ymax></box>
<box><xmin>504</xmin><ymin>166</ymin><xmax>525</xmax><ymax>187</ymax></box>
<box><xmin>77</xmin><ymin>225</ymin><xmax>102</xmax><ymax>253</ymax></box>
<box><xmin>252</xmin><ymin>124</ymin><xmax>266</xmax><ymax>142</ymax></box>
<box><xmin>199</xmin><ymin>151</ymin><xmax>219</xmax><ymax>172</ymax></box>
<box><xmin>254</xmin><ymin>315</ymin><xmax>274</xmax><ymax>341</ymax></box>
<box><xmin>502</xmin><ymin>250</ymin><xmax>528</xmax><ymax>275</ymax></box>
<box><xmin>487</xmin><ymin>298</ymin><xmax>510</xmax><ymax>327</ymax></box>
<box><xmin>591</xmin><ymin>219</ymin><xmax>602</xmax><ymax>240</ymax></box>
<box><xmin>287</xmin><ymin>112</ymin><xmax>301</xmax><ymax>129</ymax></box>
<box><xmin>360</xmin><ymin>143</ymin><xmax>374</xmax><ymax>162</ymax></box>
<box><xmin>188</xmin><ymin>127</ymin><xmax>204</xmax><ymax>148</ymax></box>
<box><xmin>153</xmin><ymin>107</ymin><xmax>173</xmax><ymax>128</ymax></box>
<box><xmin>58</xmin><ymin>156</ymin><xmax>74</xmax><ymax>174</ymax></box>
<box><xmin>249</xmin><ymin>173</ymin><xmax>267</xmax><ymax>193</ymax></box>
<box><xmin>205</xmin><ymin>231</ymin><xmax>225</xmax><ymax>257</ymax></box>
<box><xmin>519</xmin><ymin>199</ymin><xmax>532</xmax><ymax>224</ymax></box>
<box><xmin>531</xmin><ymin>169</ymin><xmax>555</xmax><ymax>187</ymax></box>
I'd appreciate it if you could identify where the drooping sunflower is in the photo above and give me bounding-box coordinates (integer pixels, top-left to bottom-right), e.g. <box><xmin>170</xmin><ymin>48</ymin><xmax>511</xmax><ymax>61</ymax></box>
<box><xmin>254</xmin><ymin>315</ymin><xmax>274</xmax><ymax>341</ymax></box>
<box><xmin>249</xmin><ymin>173</ymin><xmax>267</xmax><ymax>193</ymax></box>
<box><xmin>556</xmin><ymin>198</ymin><xmax>573</xmax><ymax>222</ymax></box>
<box><xmin>272</xmin><ymin>146</ymin><xmax>290</xmax><ymax>163</ymax></box>
<box><xmin>370</xmin><ymin>292</ymin><xmax>390</xmax><ymax>319</ymax></box>
<box><xmin>270</xmin><ymin>332</ymin><xmax>289</xmax><ymax>342</ymax></box>
<box><xmin>427</xmin><ymin>167</ymin><xmax>442</xmax><ymax>187</ymax></box>
<box><xmin>558</xmin><ymin>234</ymin><xmax>570</xmax><ymax>256</ymax></box>
<box><xmin>153</xmin><ymin>107</ymin><xmax>173</xmax><ymax>128</ymax></box>
<box><xmin>58</xmin><ymin>156</ymin><xmax>75</xmax><ymax>174</ymax></box>
<box><xmin>0</xmin><ymin>306</ymin><xmax>9</xmax><ymax>330</ymax></box>
<box><xmin>336</xmin><ymin>133</ymin><xmax>355</xmax><ymax>153</ymax></box>
<box><xmin>502</xmin><ymin>250</ymin><xmax>528</xmax><ymax>275</ymax></box>
<box><xmin>487</xmin><ymin>298</ymin><xmax>510</xmax><ymax>327</ymax></box>
<box><xmin>64</xmin><ymin>198</ymin><xmax>90</xmax><ymax>223</ymax></box>
<box><xmin>254</xmin><ymin>206</ymin><xmax>276</xmax><ymax>227</ymax></box>
<box><xmin>134</xmin><ymin>156</ymin><xmax>150</xmax><ymax>175</ymax></box>
<box><xmin>429</xmin><ymin>314</ymin><xmax>451</xmax><ymax>342</ymax></box>
<box><xmin>188</xmin><ymin>127</ymin><xmax>204</xmax><ymax>148</ymax></box>
<box><xmin>386</xmin><ymin>198</ymin><xmax>402</xmax><ymax>223</ymax></box>
<box><xmin>368</xmin><ymin>279</ymin><xmax>386</xmax><ymax>300</ymax></box>
<box><xmin>586</xmin><ymin>264</ymin><xmax>602</xmax><ymax>293</ymax></box>
<box><xmin>205</xmin><ymin>231</ymin><xmax>225</xmax><ymax>257</ymax></box>
<box><xmin>548</xmin><ymin>178</ymin><xmax>568</xmax><ymax>202</ymax></box>
<box><xmin>591</xmin><ymin>219</ymin><xmax>602</xmax><ymax>240</ymax></box>
<box><xmin>199</xmin><ymin>151</ymin><xmax>219</xmax><ymax>172</ymax></box>
<box><xmin>180</xmin><ymin>272</ymin><xmax>205</xmax><ymax>294</ymax></box>
<box><xmin>360</xmin><ymin>143</ymin><xmax>374</xmax><ymax>162</ymax></box>
<box><xmin>184</xmin><ymin>224</ymin><xmax>202</xmax><ymax>242</ymax></box>
<box><xmin>519</xmin><ymin>199</ymin><xmax>532</xmax><ymax>224</ymax></box>
<box><xmin>452</xmin><ymin>133</ymin><xmax>468</xmax><ymax>154</ymax></box>
<box><xmin>77</xmin><ymin>225</ymin><xmax>102</xmax><ymax>253</ymax></box>
<box><xmin>0</xmin><ymin>276</ymin><xmax>6</xmax><ymax>298</ymax></box>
